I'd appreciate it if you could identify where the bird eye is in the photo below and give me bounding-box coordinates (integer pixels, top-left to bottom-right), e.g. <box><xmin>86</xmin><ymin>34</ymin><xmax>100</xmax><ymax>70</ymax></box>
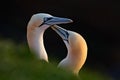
<box><xmin>39</xmin><ymin>17</ymin><xmax>53</xmax><ymax>27</ymax></box>
<box><xmin>64</xmin><ymin>31</ymin><xmax>69</xmax><ymax>43</ymax></box>
<box><xmin>61</xmin><ymin>31</ymin><xmax>69</xmax><ymax>44</ymax></box>
<box><xmin>44</xmin><ymin>17</ymin><xmax>53</xmax><ymax>22</ymax></box>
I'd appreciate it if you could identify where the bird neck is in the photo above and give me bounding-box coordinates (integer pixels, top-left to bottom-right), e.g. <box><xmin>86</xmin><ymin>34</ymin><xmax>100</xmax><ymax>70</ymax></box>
<box><xmin>68</xmin><ymin>33</ymin><xmax>87</xmax><ymax>62</ymax></box>
<box><xmin>62</xmin><ymin>35</ymin><xmax>87</xmax><ymax>74</ymax></box>
<box><xmin>27</xmin><ymin>25</ymin><xmax>49</xmax><ymax>62</ymax></box>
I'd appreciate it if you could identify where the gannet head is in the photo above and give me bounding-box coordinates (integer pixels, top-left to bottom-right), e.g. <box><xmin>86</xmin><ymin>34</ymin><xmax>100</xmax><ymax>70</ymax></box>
<box><xmin>51</xmin><ymin>25</ymin><xmax>87</xmax><ymax>51</ymax></box>
<box><xmin>27</xmin><ymin>13</ymin><xmax>73</xmax><ymax>31</ymax></box>
<box><xmin>51</xmin><ymin>25</ymin><xmax>87</xmax><ymax>74</ymax></box>
<box><xmin>27</xmin><ymin>13</ymin><xmax>73</xmax><ymax>62</ymax></box>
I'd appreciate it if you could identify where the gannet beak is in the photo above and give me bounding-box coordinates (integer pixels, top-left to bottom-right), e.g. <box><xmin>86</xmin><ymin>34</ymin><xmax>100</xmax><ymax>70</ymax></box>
<box><xmin>51</xmin><ymin>25</ymin><xmax>69</xmax><ymax>42</ymax></box>
<box><xmin>44</xmin><ymin>17</ymin><xmax>73</xmax><ymax>25</ymax></box>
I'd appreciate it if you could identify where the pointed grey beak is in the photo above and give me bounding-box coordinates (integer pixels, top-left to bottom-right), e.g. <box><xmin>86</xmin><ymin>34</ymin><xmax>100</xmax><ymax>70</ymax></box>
<box><xmin>44</xmin><ymin>17</ymin><xmax>73</xmax><ymax>25</ymax></box>
<box><xmin>51</xmin><ymin>25</ymin><xmax>69</xmax><ymax>42</ymax></box>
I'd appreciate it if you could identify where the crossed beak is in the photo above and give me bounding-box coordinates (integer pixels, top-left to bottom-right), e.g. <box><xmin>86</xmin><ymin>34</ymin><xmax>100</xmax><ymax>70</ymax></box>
<box><xmin>51</xmin><ymin>25</ymin><xmax>69</xmax><ymax>42</ymax></box>
<box><xmin>44</xmin><ymin>16</ymin><xmax>72</xmax><ymax>42</ymax></box>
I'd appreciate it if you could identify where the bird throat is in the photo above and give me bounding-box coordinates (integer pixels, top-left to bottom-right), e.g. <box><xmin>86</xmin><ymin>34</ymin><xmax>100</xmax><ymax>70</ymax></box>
<box><xmin>27</xmin><ymin>25</ymin><xmax>49</xmax><ymax>62</ymax></box>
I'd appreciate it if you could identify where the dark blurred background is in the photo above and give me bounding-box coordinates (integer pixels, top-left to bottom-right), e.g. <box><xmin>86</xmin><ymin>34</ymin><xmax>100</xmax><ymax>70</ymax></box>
<box><xmin>0</xmin><ymin>0</ymin><xmax>119</xmax><ymax>80</ymax></box>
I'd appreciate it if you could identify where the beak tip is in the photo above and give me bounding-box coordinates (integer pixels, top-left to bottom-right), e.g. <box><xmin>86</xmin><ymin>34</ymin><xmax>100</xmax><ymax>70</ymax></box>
<box><xmin>70</xmin><ymin>19</ymin><xmax>73</xmax><ymax>23</ymax></box>
<box><xmin>68</xmin><ymin>18</ymin><xmax>73</xmax><ymax>23</ymax></box>
<box><xmin>70</xmin><ymin>20</ymin><xmax>73</xmax><ymax>22</ymax></box>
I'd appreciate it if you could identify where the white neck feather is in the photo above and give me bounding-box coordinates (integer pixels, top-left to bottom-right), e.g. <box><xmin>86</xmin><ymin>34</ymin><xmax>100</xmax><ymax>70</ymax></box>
<box><xmin>27</xmin><ymin>25</ymin><xmax>49</xmax><ymax>62</ymax></box>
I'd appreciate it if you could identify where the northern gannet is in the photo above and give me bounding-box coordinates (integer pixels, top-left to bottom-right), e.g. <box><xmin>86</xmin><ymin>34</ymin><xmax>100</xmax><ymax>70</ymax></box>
<box><xmin>27</xmin><ymin>13</ymin><xmax>72</xmax><ymax>62</ymax></box>
<box><xmin>51</xmin><ymin>25</ymin><xmax>88</xmax><ymax>75</ymax></box>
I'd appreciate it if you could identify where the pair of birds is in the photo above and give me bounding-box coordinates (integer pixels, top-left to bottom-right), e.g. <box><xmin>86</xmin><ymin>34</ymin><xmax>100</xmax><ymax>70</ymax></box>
<box><xmin>27</xmin><ymin>13</ymin><xmax>88</xmax><ymax>75</ymax></box>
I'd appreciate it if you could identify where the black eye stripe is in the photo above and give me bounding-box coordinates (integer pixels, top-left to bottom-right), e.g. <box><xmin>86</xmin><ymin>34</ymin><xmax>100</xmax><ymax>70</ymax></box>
<box><xmin>39</xmin><ymin>17</ymin><xmax>53</xmax><ymax>27</ymax></box>
<box><xmin>66</xmin><ymin>31</ymin><xmax>69</xmax><ymax>39</ymax></box>
<box><xmin>56</xmin><ymin>28</ymin><xmax>69</xmax><ymax>43</ymax></box>
<box><xmin>64</xmin><ymin>31</ymin><xmax>69</xmax><ymax>43</ymax></box>
<box><xmin>44</xmin><ymin>17</ymin><xmax>53</xmax><ymax>22</ymax></box>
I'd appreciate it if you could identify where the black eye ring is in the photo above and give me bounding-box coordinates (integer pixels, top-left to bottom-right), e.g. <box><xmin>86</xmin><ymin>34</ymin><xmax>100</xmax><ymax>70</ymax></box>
<box><xmin>56</xmin><ymin>28</ymin><xmax>69</xmax><ymax>43</ymax></box>
<box><xmin>64</xmin><ymin>31</ymin><xmax>69</xmax><ymax>43</ymax></box>
<box><xmin>39</xmin><ymin>17</ymin><xmax>53</xmax><ymax>27</ymax></box>
<box><xmin>44</xmin><ymin>17</ymin><xmax>53</xmax><ymax>22</ymax></box>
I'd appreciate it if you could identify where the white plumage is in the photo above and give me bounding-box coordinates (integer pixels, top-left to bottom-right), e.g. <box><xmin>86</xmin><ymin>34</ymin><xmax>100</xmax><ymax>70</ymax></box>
<box><xmin>27</xmin><ymin>13</ymin><xmax>72</xmax><ymax>62</ymax></box>
<box><xmin>27</xmin><ymin>13</ymin><xmax>87</xmax><ymax>75</ymax></box>
<box><xmin>52</xmin><ymin>25</ymin><xmax>88</xmax><ymax>75</ymax></box>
